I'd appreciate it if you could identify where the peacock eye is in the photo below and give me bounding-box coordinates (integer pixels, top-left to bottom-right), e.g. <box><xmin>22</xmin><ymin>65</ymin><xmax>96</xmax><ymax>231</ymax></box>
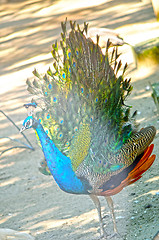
<box><xmin>25</xmin><ymin>121</ymin><xmax>29</xmax><ymax>128</ymax></box>
<box><xmin>25</xmin><ymin>119</ymin><xmax>32</xmax><ymax>128</ymax></box>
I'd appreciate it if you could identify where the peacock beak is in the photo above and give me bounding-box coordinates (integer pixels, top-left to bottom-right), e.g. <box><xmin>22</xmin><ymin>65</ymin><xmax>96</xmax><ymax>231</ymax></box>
<box><xmin>20</xmin><ymin>126</ymin><xmax>26</xmax><ymax>133</ymax></box>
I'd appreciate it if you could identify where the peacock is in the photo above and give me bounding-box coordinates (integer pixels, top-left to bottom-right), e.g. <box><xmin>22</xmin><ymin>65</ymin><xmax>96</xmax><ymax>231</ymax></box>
<box><xmin>21</xmin><ymin>20</ymin><xmax>156</xmax><ymax>239</ymax></box>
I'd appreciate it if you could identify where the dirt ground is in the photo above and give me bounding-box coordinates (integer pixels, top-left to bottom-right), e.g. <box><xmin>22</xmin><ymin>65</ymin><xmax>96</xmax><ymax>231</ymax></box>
<box><xmin>0</xmin><ymin>0</ymin><xmax>159</xmax><ymax>239</ymax></box>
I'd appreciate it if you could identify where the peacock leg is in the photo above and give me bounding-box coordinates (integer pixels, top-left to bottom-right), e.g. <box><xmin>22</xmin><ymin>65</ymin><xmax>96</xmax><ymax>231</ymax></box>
<box><xmin>89</xmin><ymin>194</ymin><xmax>108</xmax><ymax>239</ymax></box>
<box><xmin>105</xmin><ymin>196</ymin><xmax>120</xmax><ymax>237</ymax></box>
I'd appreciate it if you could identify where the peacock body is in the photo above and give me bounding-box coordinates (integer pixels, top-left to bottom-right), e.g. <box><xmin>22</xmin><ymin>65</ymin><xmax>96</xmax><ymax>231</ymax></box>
<box><xmin>21</xmin><ymin>21</ymin><xmax>156</xmax><ymax>238</ymax></box>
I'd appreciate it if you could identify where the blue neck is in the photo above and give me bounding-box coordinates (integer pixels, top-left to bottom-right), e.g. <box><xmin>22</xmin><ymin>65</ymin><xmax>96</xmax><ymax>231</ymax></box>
<box><xmin>34</xmin><ymin>121</ymin><xmax>87</xmax><ymax>194</ymax></box>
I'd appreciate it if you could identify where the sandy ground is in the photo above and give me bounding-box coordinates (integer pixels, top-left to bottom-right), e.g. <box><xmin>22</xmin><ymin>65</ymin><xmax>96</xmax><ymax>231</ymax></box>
<box><xmin>0</xmin><ymin>0</ymin><xmax>159</xmax><ymax>239</ymax></box>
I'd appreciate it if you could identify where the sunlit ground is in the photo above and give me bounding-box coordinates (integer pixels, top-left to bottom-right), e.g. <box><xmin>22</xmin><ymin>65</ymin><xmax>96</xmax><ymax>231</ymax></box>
<box><xmin>0</xmin><ymin>0</ymin><xmax>159</xmax><ymax>239</ymax></box>
<box><xmin>0</xmin><ymin>0</ymin><xmax>159</xmax><ymax>96</ymax></box>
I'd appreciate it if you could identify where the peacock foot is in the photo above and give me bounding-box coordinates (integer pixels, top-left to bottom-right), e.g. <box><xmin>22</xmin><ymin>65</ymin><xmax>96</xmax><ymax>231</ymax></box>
<box><xmin>100</xmin><ymin>232</ymin><xmax>109</xmax><ymax>239</ymax></box>
<box><xmin>108</xmin><ymin>232</ymin><xmax>123</xmax><ymax>239</ymax></box>
<box><xmin>91</xmin><ymin>233</ymin><xmax>108</xmax><ymax>240</ymax></box>
<box><xmin>99</xmin><ymin>231</ymin><xmax>122</xmax><ymax>240</ymax></box>
<box><xmin>92</xmin><ymin>231</ymin><xmax>123</xmax><ymax>240</ymax></box>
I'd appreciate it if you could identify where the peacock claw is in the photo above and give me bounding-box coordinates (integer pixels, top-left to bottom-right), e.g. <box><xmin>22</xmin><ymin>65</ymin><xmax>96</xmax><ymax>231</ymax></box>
<box><xmin>108</xmin><ymin>232</ymin><xmax>122</xmax><ymax>239</ymax></box>
<box><xmin>100</xmin><ymin>232</ymin><xmax>109</xmax><ymax>239</ymax></box>
<box><xmin>91</xmin><ymin>232</ymin><xmax>108</xmax><ymax>240</ymax></box>
<box><xmin>99</xmin><ymin>231</ymin><xmax>122</xmax><ymax>240</ymax></box>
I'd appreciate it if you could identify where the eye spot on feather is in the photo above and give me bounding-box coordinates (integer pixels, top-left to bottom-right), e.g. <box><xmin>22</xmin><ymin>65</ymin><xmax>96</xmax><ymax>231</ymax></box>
<box><xmin>69</xmin><ymin>67</ymin><xmax>71</xmax><ymax>73</ymax></box>
<box><xmin>68</xmin><ymin>52</ymin><xmax>71</xmax><ymax>58</ymax></box>
<box><xmin>73</xmin><ymin>62</ymin><xmax>76</xmax><ymax>67</ymax></box>
<box><xmin>48</xmin><ymin>84</ymin><xmax>52</xmax><ymax>89</ymax></box>
<box><xmin>103</xmin><ymin>162</ymin><xmax>108</xmax><ymax>167</ymax></box>
<box><xmin>96</xmin><ymin>97</ymin><xmax>98</xmax><ymax>102</ymax></box>
<box><xmin>39</xmin><ymin>119</ymin><xmax>42</xmax><ymax>123</ymax></box>
<box><xmin>59</xmin><ymin>119</ymin><xmax>64</xmax><ymax>124</ymax></box>
<box><xmin>58</xmin><ymin>133</ymin><xmax>63</xmax><ymax>139</ymax></box>
<box><xmin>76</xmin><ymin>50</ymin><xmax>79</xmax><ymax>55</ymax></box>
<box><xmin>105</xmin><ymin>98</ymin><xmax>108</xmax><ymax>103</ymax></box>
<box><xmin>45</xmin><ymin>92</ymin><xmax>48</xmax><ymax>96</ymax></box>
<box><xmin>74</xmin><ymin>126</ymin><xmax>78</xmax><ymax>132</ymax></box>
<box><xmin>47</xmin><ymin>114</ymin><xmax>50</xmax><ymax>119</ymax></box>
<box><xmin>53</xmin><ymin>97</ymin><xmax>57</xmax><ymax>102</ymax></box>
<box><xmin>65</xmin><ymin>141</ymin><xmax>70</xmax><ymax>147</ymax></box>
<box><xmin>97</xmin><ymin>160</ymin><xmax>103</xmax><ymax>168</ymax></box>
<box><xmin>54</xmin><ymin>125</ymin><xmax>60</xmax><ymax>132</ymax></box>
<box><xmin>62</xmin><ymin>73</ymin><xmax>66</xmax><ymax>79</ymax></box>
<box><xmin>81</xmin><ymin>87</ymin><xmax>84</xmax><ymax>93</ymax></box>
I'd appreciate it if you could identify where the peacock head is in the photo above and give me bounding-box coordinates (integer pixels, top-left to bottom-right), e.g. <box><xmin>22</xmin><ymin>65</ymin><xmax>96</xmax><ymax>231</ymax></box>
<box><xmin>20</xmin><ymin>116</ymin><xmax>38</xmax><ymax>132</ymax></box>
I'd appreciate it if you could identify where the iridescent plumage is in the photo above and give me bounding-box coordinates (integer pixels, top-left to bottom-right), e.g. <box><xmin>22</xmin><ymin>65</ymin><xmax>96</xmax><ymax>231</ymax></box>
<box><xmin>21</xmin><ymin>21</ymin><xmax>156</xmax><ymax>239</ymax></box>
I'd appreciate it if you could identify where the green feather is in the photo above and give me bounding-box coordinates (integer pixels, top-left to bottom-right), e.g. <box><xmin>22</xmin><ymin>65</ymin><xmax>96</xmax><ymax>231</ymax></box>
<box><xmin>26</xmin><ymin>21</ymin><xmax>134</xmax><ymax>173</ymax></box>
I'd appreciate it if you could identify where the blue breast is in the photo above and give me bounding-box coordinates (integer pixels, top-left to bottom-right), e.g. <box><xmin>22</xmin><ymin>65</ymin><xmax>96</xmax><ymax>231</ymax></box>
<box><xmin>35</xmin><ymin>122</ymin><xmax>88</xmax><ymax>194</ymax></box>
